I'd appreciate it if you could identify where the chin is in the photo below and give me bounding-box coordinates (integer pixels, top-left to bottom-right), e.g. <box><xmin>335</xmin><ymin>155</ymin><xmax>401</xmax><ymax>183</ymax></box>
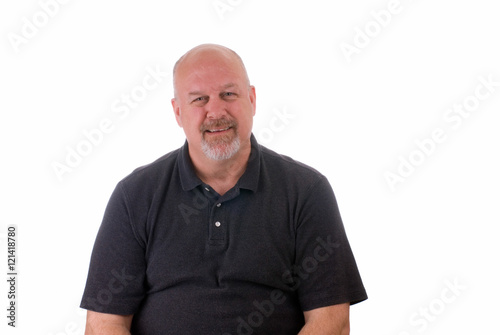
<box><xmin>202</xmin><ymin>138</ymin><xmax>241</xmax><ymax>161</ymax></box>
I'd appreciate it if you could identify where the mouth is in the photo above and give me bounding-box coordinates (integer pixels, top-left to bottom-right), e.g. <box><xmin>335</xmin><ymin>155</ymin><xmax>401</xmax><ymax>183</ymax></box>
<box><xmin>205</xmin><ymin>126</ymin><xmax>232</xmax><ymax>134</ymax></box>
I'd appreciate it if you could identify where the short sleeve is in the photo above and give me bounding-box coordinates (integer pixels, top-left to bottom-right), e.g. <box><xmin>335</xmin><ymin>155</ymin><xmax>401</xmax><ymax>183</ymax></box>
<box><xmin>293</xmin><ymin>176</ymin><xmax>367</xmax><ymax>311</ymax></box>
<box><xmin>80</xmin><ymin>182</ymin><xmax>147</xmax><ymax>315</ymax></box>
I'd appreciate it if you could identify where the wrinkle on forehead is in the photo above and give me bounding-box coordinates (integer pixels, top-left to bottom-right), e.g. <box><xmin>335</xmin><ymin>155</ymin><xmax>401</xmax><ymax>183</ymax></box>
<box><xmin>188</xmin><ymin>83</ymin><xmax>239</xmax><ymax>97</ymax></box>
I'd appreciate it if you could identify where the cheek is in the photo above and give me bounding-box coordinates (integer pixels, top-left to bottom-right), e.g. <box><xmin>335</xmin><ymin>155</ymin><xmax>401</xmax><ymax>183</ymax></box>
<box><xmin>237</xmin><ymin>112</ymin><xmax>253</xmax><ymax>135</ymax></box>
<box><xmin>182</xmin><ymin>111</ymin><xmax>204</xmax><ymax>133</ymax></box>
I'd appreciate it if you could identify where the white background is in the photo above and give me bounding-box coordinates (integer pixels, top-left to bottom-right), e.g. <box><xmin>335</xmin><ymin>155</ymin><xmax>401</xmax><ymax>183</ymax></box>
<box><xmin>1</xmin><ymin>0</ymin><xmax>499</xmax><ymax>334</ymax></box>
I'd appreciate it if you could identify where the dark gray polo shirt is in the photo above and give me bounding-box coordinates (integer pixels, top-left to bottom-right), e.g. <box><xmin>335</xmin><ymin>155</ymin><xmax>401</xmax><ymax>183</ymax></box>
<box><xmin>80</xmin><ymin>134</ymin><xmax>367</xmax><ymax>334</ymax></box>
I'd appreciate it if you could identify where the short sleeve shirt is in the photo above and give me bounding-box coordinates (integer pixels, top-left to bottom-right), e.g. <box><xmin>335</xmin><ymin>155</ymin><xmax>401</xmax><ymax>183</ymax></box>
<box><xmin>80</xmin><ymin>134</ymin><xmax>367</xmax><ymax>334</ymax></box>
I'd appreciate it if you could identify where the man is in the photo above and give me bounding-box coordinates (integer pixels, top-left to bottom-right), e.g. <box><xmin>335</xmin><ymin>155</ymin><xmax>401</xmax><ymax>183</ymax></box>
<box><xmin>81</xmin><ymin>44</ymin><xmax>367</xmax><ymax>334</ymax></box>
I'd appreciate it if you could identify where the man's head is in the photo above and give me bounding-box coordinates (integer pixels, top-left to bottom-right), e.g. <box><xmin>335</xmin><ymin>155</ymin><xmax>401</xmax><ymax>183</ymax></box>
<box><xmin>171</xmin><ymin>44</ymin><xmax>256</xmax><ymax>162</ymax></box>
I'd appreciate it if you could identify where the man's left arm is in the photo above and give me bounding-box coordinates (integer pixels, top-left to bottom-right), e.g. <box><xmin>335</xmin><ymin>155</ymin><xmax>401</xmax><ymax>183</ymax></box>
<box><xmin>298</xmin><ymin>303</ymin><xmax>350</xmax><ymax>335</ymax></box>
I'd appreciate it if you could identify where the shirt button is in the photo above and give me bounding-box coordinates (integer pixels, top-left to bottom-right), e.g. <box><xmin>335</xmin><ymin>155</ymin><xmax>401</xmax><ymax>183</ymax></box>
<box><xmin>204</xmin><ymin>187</ymin><xmax>210</xmax><ymax>192</ymax></box>
<box><xmin>215</xmin><ymin>221</ymin><xmax>221</xmax><ymax>227</ymax></box>
<box><xmin>216</xmin><ymin>203</ymin><xmax>221</xmax><ymax>207</ymax></box>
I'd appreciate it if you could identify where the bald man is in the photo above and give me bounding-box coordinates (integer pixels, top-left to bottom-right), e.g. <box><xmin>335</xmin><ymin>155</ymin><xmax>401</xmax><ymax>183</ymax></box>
<box><xmin>81</xmin><ymin>44</ymin><xmax>367</xmax><ymax>335</ymax></box>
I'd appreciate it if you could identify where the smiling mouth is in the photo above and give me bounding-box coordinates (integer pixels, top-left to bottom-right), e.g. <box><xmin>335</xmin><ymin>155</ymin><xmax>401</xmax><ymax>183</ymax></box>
<box><xmin>206</xmin><ymin>127</ymin><xmax>231</xmax><ymax>133</ymax></box>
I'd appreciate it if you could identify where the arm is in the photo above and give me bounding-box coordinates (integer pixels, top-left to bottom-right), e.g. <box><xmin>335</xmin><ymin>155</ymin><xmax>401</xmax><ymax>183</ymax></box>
<box><xmin>84</xmin><ymin>310</ymin><xmax>133</xmax><ymax>335</ymax></box>
<box><xmin>298</xmin><ymin>303</ymin><xmax>350</xmax><ymax>335</ymax></box>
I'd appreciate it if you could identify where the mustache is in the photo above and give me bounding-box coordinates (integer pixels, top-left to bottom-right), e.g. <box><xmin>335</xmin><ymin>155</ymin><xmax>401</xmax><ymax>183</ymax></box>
<box><xmin>200</xmin><ymin>118</ymin><xmax>237</xmax><ymax>132</ymax></box>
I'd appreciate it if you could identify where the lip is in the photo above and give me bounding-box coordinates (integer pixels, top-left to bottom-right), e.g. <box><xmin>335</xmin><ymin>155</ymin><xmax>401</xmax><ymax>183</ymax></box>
<box><xmin>205</xmin><ymin>127</ymin><xmax>232</xmax><ymax>134</ymax></box>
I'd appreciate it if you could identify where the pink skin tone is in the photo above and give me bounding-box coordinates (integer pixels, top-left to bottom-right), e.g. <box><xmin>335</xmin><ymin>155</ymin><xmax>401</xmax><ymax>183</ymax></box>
<box><xmin>171</xmin><ymin>45</ymin><xmax>256</xmax><ymax>194</ymax></box>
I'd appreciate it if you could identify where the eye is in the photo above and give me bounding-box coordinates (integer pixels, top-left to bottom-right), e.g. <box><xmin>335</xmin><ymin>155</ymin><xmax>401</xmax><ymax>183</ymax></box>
<box><xmin>191</xmin><ymin>96</ymin><xmax>207</xmax><ymax>104</ymax></box>
<box><xmin>221</xmin><ymin>92</ymin><xmax>237</xmax><ymax>99</ymax></box>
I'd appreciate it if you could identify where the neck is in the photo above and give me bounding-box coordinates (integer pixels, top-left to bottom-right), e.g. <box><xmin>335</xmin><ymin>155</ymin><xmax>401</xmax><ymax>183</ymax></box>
<box><xmin>189</xmin><ymin>141</ymin><xmax>251</xmax><ymax>196</ymax></box>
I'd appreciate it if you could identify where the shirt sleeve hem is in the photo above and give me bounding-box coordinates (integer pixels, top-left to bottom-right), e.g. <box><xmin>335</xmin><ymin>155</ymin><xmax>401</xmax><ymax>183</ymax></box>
<box><xmin>300</xmin><ymin>289</ymin><xmax>368</xmax><ymax>312</ymax></box>
<box><xmin>79</xmin><ymin>301</ymin><xmax>139</xmax><ymax>316</ymax></box>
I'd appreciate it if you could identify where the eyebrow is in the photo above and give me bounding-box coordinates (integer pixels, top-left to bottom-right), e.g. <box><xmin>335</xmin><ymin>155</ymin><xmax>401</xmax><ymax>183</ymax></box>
<box><xmin>188</xmin><ymin>83</ymin><xmax>239</xmax><ymax>96</ymax></box>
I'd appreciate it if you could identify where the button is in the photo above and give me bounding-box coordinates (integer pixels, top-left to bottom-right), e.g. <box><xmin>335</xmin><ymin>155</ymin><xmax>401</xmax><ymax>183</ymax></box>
<box><xmin>216</xmin><ymin>203</ymin><xmax>221</xmax><ymax>207</ymax></box>
<box><xmin>215</xmin><ymin>221</ymin><xmax>221</xmax><ymax>227</ymax></box>
<box><xmin>204</xmin><ymin>187</ymin><xmax>210</xmax><ymax>192</ymax></box>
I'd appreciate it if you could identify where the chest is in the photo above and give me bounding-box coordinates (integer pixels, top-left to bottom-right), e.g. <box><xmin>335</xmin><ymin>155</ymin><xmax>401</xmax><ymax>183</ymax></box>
<box><xmin>143</xmin><ymin>186</ymin><xmax>297</xmax><ymax>293</ymax></box>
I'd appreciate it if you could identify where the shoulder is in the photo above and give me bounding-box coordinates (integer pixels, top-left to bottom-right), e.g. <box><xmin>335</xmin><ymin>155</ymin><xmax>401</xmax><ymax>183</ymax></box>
<box><xmin>259</xmin><ymin>144</ymin><xmax>327</xmax><ymax>191</ymax></box>
<box><xmin>119</xmin><ymin>147</ymin><xmax>181</xmax><ymax>191</ymax></box>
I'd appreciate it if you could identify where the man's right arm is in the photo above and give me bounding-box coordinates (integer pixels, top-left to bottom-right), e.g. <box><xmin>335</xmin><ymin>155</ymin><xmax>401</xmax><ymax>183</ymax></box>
<box><xmin>84</xmin><ymin>310</ymin><xmax>133</xmax><ymax>335</ymax></box>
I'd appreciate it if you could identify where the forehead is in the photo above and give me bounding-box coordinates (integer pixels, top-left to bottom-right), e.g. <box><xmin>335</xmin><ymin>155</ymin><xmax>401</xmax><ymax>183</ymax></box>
<box><xmin>188</xmin><ymin>82</ymin><xmax>240</xmax><ymax>96</ymax></box>
<box><xmin>175</xmin><ymin>49</ymin><xmax>248</xmax><ymax>92</ymax></box>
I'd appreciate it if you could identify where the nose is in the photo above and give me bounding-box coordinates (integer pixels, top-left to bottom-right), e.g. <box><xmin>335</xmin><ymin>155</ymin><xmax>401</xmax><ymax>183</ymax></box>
<box><xmin>205</xmin><ymin>96</ymin><xmax>228</xmax><ymax>119</ymax></box>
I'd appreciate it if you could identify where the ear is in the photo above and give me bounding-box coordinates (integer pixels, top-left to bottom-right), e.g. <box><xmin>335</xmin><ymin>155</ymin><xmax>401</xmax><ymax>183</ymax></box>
<box><xmin>171</xmin><ymin>98</ymin><xmax>183</xmax><ymax>127</ymax></box>
<box><xmin>249</xmin><ymin>85</ymin><xmax>256</xmax><ymax>116</ymax></box>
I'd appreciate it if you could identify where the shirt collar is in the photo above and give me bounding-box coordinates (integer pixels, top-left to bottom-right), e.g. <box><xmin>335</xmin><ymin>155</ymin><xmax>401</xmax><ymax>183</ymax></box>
<box><xmin>237</xmin><ymin>134</ymin><xmax>260</xmax><ymax>192</ymax></box>
<box><xmin>178</xmin><ymin>133</ymin><xmax>261</xmax><ymax>193</ymax></box>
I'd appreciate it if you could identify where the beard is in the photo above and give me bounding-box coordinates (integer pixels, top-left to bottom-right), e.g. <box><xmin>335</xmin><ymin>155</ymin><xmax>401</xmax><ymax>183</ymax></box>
<box><xmin>200</xmin><ymin>118</ymin><xmax>240</xmax><ymax>161</ymax></box>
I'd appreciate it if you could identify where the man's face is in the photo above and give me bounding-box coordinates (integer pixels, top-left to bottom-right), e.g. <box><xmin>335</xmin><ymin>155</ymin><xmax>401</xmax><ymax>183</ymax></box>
<box><xmin>172</xmin><ymin>49</ymin><xmax>256</xmax><ymax>161</ymax></box>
